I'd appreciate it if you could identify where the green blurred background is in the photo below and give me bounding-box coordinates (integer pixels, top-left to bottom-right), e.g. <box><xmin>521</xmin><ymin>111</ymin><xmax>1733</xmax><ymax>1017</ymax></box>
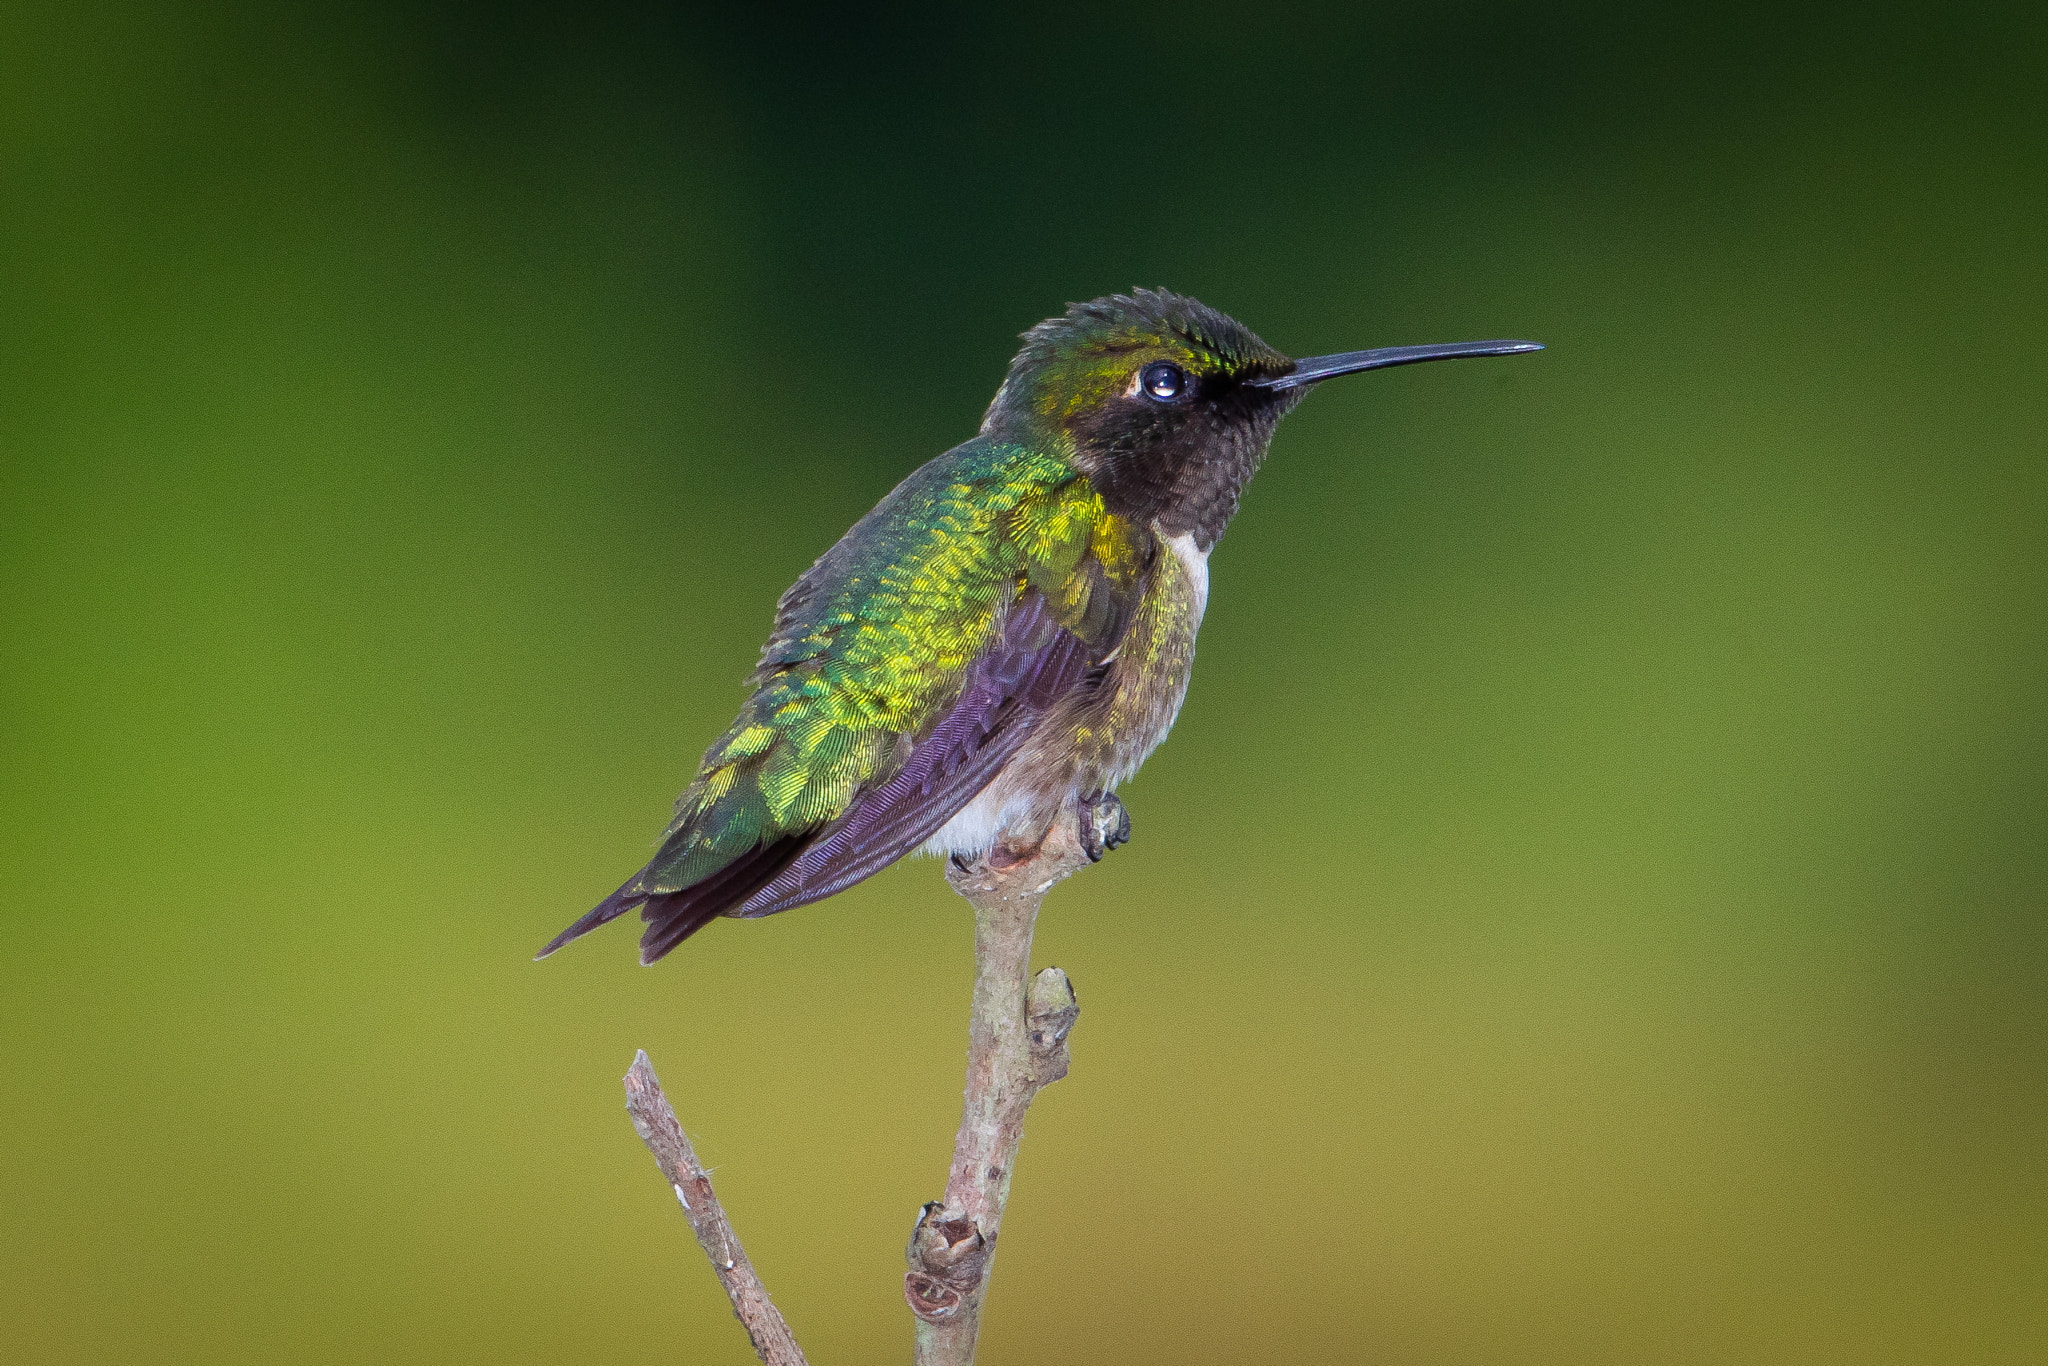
<box><xmin>4</xmin><ymin>2</ymin><xmax>2044</xmax><ymax>1362</ymax></box>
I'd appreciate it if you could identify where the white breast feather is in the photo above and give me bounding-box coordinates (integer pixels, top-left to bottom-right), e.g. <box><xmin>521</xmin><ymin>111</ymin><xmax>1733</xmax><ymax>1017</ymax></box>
<box><xmin>1162</xmin><ymin>530</ymin><xmax>1210</xmax><ymax>624</ymax></box>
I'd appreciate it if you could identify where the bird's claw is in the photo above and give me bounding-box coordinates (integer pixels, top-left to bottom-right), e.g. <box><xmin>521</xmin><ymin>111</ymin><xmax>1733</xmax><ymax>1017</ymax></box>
<box><xmin>1077</xmin><ymin>791</ymin><xmax>1131</xmax><ymax>863</ymax></box>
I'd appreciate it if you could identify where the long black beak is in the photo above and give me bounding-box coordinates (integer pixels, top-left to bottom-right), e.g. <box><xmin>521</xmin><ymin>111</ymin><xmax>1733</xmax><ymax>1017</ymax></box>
<box><xmin>1249</xmin><ymin>339</ymin><xmax>1543</xmax><ymax>391</ymax></box>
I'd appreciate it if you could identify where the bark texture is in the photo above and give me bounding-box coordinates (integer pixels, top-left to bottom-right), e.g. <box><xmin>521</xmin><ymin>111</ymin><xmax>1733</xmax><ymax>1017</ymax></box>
<box><xmin>623</xmin><ymin>1052</ymin><xmax>810</xmax><ymax>1366</ymax></box>
<box><xmin>618</xmin><ymin>805</ymin><xmax>1098</xmax><ymax>1366</ymax></box>
<box><xmin>905</xmin><ymin>810</ymin><xmax>1092</xmax><ymax>1365</ymax></box>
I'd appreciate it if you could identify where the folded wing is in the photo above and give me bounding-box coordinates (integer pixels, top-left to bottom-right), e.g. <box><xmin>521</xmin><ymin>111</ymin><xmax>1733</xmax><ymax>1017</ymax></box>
<box><xmin>538</xmin><ymin>441</ymin><xmax>1148</xmax><ymax>965</ymax></box>
<box><xmin>730</xmin><ymin>591</ymin><xmax>1095</xmax><ymax>921</ymax></box>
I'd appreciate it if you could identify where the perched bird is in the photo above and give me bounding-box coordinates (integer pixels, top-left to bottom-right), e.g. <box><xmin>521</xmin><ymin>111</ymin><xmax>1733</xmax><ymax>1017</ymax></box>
<box><xmin>541</xmin><ymin>290</ymin><xmax>1538</xmax><ymax>963</ymax></box>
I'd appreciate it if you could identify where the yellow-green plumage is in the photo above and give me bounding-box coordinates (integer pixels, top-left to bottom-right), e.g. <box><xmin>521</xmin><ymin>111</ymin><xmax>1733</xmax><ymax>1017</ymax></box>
<box><xmin>540</xmin><ymin>288</ymin><xmax>1539</xmax><ymax>962</ymax></box>
<box><xmin>652</xmin><ymin>443</ymin><xmax>1136</xmax><ymax>890</ymax></box>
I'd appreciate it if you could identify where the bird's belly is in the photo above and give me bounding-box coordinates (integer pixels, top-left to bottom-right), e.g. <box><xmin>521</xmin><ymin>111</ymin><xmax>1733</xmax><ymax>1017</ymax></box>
<box><xmin>920</xmin><ymin>781</ymin><xmax>1049</xmax><ymax>859</ymax></box>
<box><xmin>921</xmin><ymin>529</ymin><xmax>1209</xmax><ymax>858</ymax></box>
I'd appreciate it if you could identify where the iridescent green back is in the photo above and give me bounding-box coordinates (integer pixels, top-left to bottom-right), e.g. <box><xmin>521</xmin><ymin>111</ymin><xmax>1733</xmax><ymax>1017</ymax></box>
<box><xmin>630</xmin><ymin>438</ymin><xmax>1144</xmax><ymax>897</ymax></box>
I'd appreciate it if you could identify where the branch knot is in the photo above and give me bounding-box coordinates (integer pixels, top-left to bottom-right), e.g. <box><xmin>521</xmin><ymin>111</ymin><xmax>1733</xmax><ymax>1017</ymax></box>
<box><xmin>1026</xmin><ymin>966</ymin><xmax>1079</xmax><ymax>1086</ymax></box>
<box><xmin>910</xmin><ymin>804</ymin><xmax>1097</xmax><ymax>1363</ymax></box>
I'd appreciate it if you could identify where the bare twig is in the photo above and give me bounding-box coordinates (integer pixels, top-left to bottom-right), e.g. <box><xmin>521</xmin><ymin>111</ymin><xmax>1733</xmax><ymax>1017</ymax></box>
<box><xmin>905</xmin><ymin>805</ymin><xmax>1094</xmax><ymax>1365</ymax></box>
<box><xmin>623</xmin><ymin>1051</ymin><xmax>810</xmax><ymax>1366</ymax></box>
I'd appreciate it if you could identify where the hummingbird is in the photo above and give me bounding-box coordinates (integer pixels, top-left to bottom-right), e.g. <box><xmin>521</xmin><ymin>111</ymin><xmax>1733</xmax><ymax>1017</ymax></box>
<box><xmin>541</xmin><ymin>290</ymin><xmax>1539</xmax><ymax>964</ymax></box>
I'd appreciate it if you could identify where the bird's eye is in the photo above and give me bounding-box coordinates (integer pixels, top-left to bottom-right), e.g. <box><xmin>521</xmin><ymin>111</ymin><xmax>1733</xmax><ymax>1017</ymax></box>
<box><xmin>1140</xmin><ymin>362</ymin><xmax>1186</xmax><ymax>401</ymax></box>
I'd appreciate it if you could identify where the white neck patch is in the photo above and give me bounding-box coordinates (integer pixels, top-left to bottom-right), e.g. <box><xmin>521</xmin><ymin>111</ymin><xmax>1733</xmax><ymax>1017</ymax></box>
<box><xmin>1161</xmin><ymin>529</ymin><xmax>1211</xmax><ymax>624</ymax></box>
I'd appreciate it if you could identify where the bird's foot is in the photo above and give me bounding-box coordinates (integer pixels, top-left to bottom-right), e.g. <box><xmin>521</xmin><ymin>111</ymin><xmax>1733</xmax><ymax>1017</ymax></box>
<box><xmin>1077</xmin><ymin>791</ymin><xmax>1131</xmax><ymax>863</ymax></box>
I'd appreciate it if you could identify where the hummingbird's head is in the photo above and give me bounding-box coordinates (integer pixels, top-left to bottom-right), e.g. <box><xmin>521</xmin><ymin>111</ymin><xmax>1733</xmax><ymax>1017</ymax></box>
<box><xmin>982</xmin><ymin>289</ymin><xmax>1540</xmax><ymax>551</ymax></box>
<box><xmin>981</xmin><ymin>289</ymin><xmax>1294</xmax><ymax>550</ymax></box>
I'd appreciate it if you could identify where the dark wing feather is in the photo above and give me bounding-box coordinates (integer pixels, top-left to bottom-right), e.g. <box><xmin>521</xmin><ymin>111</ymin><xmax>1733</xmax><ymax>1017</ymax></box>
<box><xmin>534</xmin><ymin>882</ymin><xmax>639</xmax><ymax>960</ymax></box>
<box><xmin>536</xmin><ymin>591</ymin><xmax>1096</xmax><ymax>963</ymax></box>
<box><xmin>731</xmin><ymin>591</ymin><xmax>1095</xmax><ymax>918</ymax></box>
<box><xmin>534</xmin><ymin>833</ymin><xmax>810</xmax><ymax>962</ymax></box>
<box><xmin>635</xmin><ymin>835</ymin><xmax>809</xmax><ymax>962</ymax></box>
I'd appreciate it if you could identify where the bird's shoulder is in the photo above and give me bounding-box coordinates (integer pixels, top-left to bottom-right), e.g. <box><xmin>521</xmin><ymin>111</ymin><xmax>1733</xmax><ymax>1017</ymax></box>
<box><xmin>752</xmin><ymin>438</ymin><xmax>1151</xmax><ymax>680</ymax></box>
<box><xmin>659</xmin><ymin>442</ymin><xmax>1153</xmax><ymax>852</ymax></box>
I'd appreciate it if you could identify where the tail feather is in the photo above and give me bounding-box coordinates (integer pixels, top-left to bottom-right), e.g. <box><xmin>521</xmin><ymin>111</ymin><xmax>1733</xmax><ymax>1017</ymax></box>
<box><xmin>534</xmin><ymin>882</ymin><xmax>643</xmax><ymax>960</ymax></box>
<box><xmin>636</xmin><ymin>835</ymin><xmax>807</xmax><ymax>964</ymax></box>
<box><xmin>534</xmin><ymin>833</ymin><xmax>811</xmax><ymax>964</ymax></box>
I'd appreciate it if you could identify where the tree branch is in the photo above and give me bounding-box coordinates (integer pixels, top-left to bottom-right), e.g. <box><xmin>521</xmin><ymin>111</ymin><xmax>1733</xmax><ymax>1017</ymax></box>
<box><xmin>905</xmin><ymin>806</ymin><xmax>1094</xmax><ymax>1365</ymax></box>
<box><xmin>622</xmin><ymin>1051</ymin><xmax>810</xmax><ymax>1366</ymax></box>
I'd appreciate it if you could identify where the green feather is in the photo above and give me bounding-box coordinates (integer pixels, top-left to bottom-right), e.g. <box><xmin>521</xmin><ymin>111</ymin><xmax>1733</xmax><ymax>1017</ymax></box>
<box><xmin>634</xmin><ymin>437</ymin><xmax>1143</xmax><ymax>896</ymax></box>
